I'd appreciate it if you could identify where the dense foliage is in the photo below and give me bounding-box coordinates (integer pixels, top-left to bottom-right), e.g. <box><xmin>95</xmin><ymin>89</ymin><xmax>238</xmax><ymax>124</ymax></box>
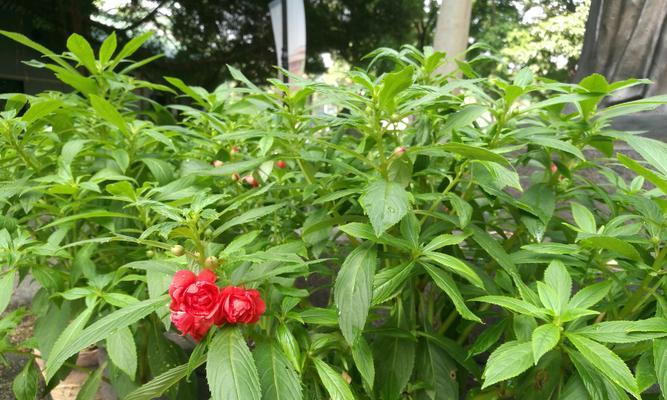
<box><xmin>1</xmin><ymin>31</ymin><xmax>667</xmax><ymax>400</ymax></box>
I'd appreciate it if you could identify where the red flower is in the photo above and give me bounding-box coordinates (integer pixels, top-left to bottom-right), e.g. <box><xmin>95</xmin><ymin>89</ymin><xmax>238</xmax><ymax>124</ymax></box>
<box><xmin>171</xmin><ymin>311</ymin><xmax>213</xmax><ymax>342</ymax></box>
<box><xmin>276</xmin><ymin>160</ymin><xmax>286</xmax><ymax>169</ymax></box>
<box><xmin>243</xmin><ymin>175</ymin><xmax>259</xmax><ymax>188</ymax></box>
<box><xmin>218</xmin><ymin>286</ymin><xmax>266</xmax><ymax>324</ymax></box>
<box><xmin>169</xmin><ymin>269</ymin><xmax>220</xmax><ymax>341</ymax></box>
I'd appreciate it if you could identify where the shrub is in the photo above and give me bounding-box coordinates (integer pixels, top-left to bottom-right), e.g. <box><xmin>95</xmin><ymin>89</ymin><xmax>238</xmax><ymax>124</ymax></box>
<box><xmin>1</xmin><ymin>31</ymin><xmax>666</xmax><ymax>399</ymax></box>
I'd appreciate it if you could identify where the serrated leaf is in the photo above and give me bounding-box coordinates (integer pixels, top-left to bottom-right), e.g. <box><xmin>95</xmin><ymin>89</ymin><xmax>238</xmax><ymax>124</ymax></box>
<box><xmin>12</xmin><ymin>360</ymin><xmax>39</xmax><ymax>400</ymax></box>
<box><xmin>654</xmin><ymin>338</ymin><xmax>667</xmax><ymax>394</ymax></box>
<box><xmin>90</xmin><ymin>94</ymin><xmax>129</xmax><ymax>134</ymax></box>
<box><xmin>313</xmin><ymin>358</ymin><xmax>354</xmax><ymax>400</ymax></box>
<box><xmin>0</xmin><ymin>271</ymin><xmax>15</xmax><ymax>315</ymax></box>
<box><xmin>472</xmin><ymin>296</ymin><xmax>547</xmax><ymax>319</ymax></box>
<box><xmin>106</xmin><ymin>326</ymin><xmax>137</xmax><ymax>379</ymax></box>
<box><xmin>422</xmin><ymin>263</ymin><xmax>480</xmax><ymax>322</ymax></box>
<box><xmin>567</xmin><ymin>333</ymin><xmax>640</xmax><ymax>398</ymax></box>
<box><xmin>359</xmin><ymin>179</ymin><xmax>411</xmax><ymax>236</ymax></box>
<box><xmin>334</xmin><ymin>244</ymin><xmax>377</xmax><ymax>345</ymax></box>
<box><xmin>66</xmin><ymin>33</ymin><xmax>98</xmax><ymax>73</ymax></box>
<box><xmin>45</xmin><ymin>296</ymin><xmax>168</xmax><ymax>382</ymax></box>
<box><xmin>351</xmin><ymin>336</ymin><xmax>375</xmax><ymax>390</ymax></box>
<box><xmin>124</xmin><ymin>354</ymin><xmax>206</xmax><ymax>400</ymax></box>
<box><xmin>568</xmin><ymin>281</ymin><xmax>612</xmax><ymax>309</ymax></box>
<box><xmin>531</xmin><ymin>324</ymin><xmax>560</xmax><ymax>365</ymax></box>
<box><xmin>254</xmin><ymin>341</ymin><xmax>302</xmax><ymax>400</ymax></box>
<box><xmin>207</xmin><ymin>327</ymin><xmax>261</xmax><ymax>400</ymax></box>
<box><xmin>422</xmin><ymin>251</ymin><xmax>483</xmax><ymax>288</ymax></box>
<box><xmin>481</xmin><ymin>340</ymin><xmax>533</xmax><ymax>388</ymax></box>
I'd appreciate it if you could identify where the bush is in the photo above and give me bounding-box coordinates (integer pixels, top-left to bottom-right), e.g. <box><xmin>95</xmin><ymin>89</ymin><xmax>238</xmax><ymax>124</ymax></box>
<box><xmin>1</xmin><ymin>31</ymin><xmax>666</xmax><ymax>399</ymax></box>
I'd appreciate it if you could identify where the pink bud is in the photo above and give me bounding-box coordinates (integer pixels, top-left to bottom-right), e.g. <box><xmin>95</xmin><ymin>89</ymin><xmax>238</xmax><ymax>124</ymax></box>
<box><xmin>550</xmin><ymin>163</ymin><xmax>558</xmax><ymax>173</ymax></box>
<box><xmin>394</xmin><ymin>146</ymin><xmax>406</xmax><ymax>156</ymax></box>
<box><xmin>212</xmin><ymin>160</ymin><xmax>223</xmax><ymax>168</ymax></box>
<box><xmin>244</xmin><ymin>175</ymin><xmax>259</xmax><ymax>187</ymax></box>
<box><xmin>230</xmin><ymin>146</ymin><xmax>240</xmax><ymax>154</ymax></box>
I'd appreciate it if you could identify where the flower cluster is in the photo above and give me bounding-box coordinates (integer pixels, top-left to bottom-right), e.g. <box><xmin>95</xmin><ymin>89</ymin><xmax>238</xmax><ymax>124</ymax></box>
<box><xmin>169</xmin><ymin>269</ymin><xmax>265</xmax><ymax>341</ymax></box>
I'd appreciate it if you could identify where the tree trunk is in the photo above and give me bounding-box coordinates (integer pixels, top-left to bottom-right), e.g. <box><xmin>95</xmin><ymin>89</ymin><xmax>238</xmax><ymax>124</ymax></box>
<box><xmin>433</xmin><ymin>0</ymin><xmax>472</xmax><ymax>76</ymax></box>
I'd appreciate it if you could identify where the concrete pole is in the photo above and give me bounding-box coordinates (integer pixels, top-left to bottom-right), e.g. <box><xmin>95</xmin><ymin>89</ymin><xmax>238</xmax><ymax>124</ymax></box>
<box><xmin>433</xmin><ymin>0</ymin><xmax>473</xmax><ymax>76</ymax></box>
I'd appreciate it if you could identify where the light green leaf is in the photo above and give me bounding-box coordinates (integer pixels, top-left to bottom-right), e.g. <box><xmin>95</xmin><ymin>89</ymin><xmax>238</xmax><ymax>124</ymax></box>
<box><xmin>544</xmin><ymin>260</ymin><xmax>572</xmax><ymax>311</ymax></box>
<box><xmin>90</xmin><ymin>94</ymin><xmax>129</xmax><ymax>134</ymax></box>
<box><xmin>75</xmin><ymin>364</ymin><xmax>105</xmax><ymax>400</ymax></box>
<box><xmin>334</xmin><ymin>244</ymin><xmax>377</xmax><ymax>345</ymax></box>
<box><xmin>617</xmin><ymin>153</ymin><xmax>667</xmax><ymax>195</ymax></box>
<box><xmin>654</xmin><ymin>338</ymin><xmax>667</xmax><ymax>395</ymax></box>
<box><xmin>472</xmin><ymin>296</ymin><xmax>547</xmax><ymax>319</ymax></box>
<box><xmin>378</xmin><ymin>66</ymin><xmax>414</xmax><ymax>112</ymax></box>
<box><xmin>422</xmin><ymin>233</ymin><xmax>468</xmax><ymax>253</ymax></box>
<box><xmin>568</xmin><ymin>281</ymin><xmax>612</xmax><ymax>309</ymax></box>
<box><xmin>570</xmin><ymin>202</ymin><xmax>596</xmax><ymax>233</ymax></box>
<box><xmin>165</xmin><ymin>76</ymin><xmax>208</xmax><ymax>108</ymax></box>
<box><xmin>39</xmin><ymin>210</ymin><xmax>137</xmax><ymax>230</ymax></box>
<box><xmin>422</xmin><ymin>252</ymin><xmax>483</xmax><ymax>288</ymax></box>
<box><xmin>140</xmin><ymin>158</ymin><xmax>174</xmax><ymax>185</ymax></box>
<box><xmin>12</xmin><ymin>361</ymin><xmax>39</xmax><ymax>400</ymax></box>
<box><xmin>422</xmin><ymin>263</ymin><xmax>480</xmax><ymax>322</ymax></box>
<box><xmin>442</xmin><ymin>105</ymin><xmax>487</xmax><ymax>133</ymax></box>
<box><xmin>482</xmin><ymin>340</ymin><xmax>533</xmax><ymax>389</ymax></box>
<box><xmin>567</xmin><ymin>333</ymin><xmax>640</xmax><ymax>398</ymax></box>
<box><xmin>0</xmin><ymin>271</ymin><xmax>15</xmax><ymax>315</ymax></box>
<box><xmin>313</xmin><ymin>358</ymin><xmax>354</xmax><ymax>400</ymax></box>
<box><xmin>359</xmin><ymin>179</ymin><xmax>411</xmax><ymax>236</ymax></box>
<box><xmin>99</xmin><ymin>32</ymin><xmax>117</xmax><ymax>66</ymax></box>
<box><xmin>214</xmin><ymin>204</ymin><xmax>284</xmax><ymax>237</ymax></box>
<box><xmin>351</xmin><ymin>336</ymin><xmax>375</xmax><ymax>390</ymax></box>
<box><xmin>531</xmin><ymin>324</ymin><xmax>560</xmax><ymax>365</ymax></box>
<box><xmin>207</xmin><ymin>327</ymin><xmax>261</xmax><ymax>400</ymax></box>
<box><xmin>580</xmin><ymin>236</ymin><xmax>641</xmax><ymax>261</ymax></box>
<box><xmin>537</xmin><ymin>282</ymin><xmax>562</xmax><ymax>315</ymax></box>
<box><xmin>45</xmin><ymin>296</ymin><xmax>168</xmax><ymax>382</ymax></box>
<box><xmin>253</xmin><ymin>341</ymin><xmax>302</xmax><ymax>400</ymax></box>
<box><xmin>109</xmin><ymin>31</ymin><xmax>153</xmax><ymax>70</ymax></box>
<box><xmin>66</xmin><ymin>33</ymin><xmax>98</xmax><ymax>73</ymax></box>
<box><xmin>124</xmin><ymin>354</ymin><xmax>206</xmax><ymax>400</ymax></box>
<box><xmin>106</xmin><ymin>326</ymin><xmax>137</xmax><ymax>379</ymax></box>
<box><xmin>21</xmin><ymin>99</ymin><xmax>63</xmax><ymax>124</ymax></box>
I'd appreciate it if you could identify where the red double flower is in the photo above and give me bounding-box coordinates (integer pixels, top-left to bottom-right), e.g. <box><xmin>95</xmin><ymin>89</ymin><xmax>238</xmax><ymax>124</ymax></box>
<box><xmin>168</xmin><ymin>269</ymin><xmax>265</xmax><ymax>341</ymax></box>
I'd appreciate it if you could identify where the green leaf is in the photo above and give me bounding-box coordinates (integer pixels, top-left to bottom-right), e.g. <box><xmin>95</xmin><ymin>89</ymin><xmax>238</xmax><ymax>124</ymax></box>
<box><xmin>544</xmin><ymin>260</ymin><xmax>572</xmax><ymax>311</ymax></box>
<box><xmin>372</xmin><ymin>261</ymin><xmax>415</xmax><ymax>305</ymax></box>
<box><xmin>214</xmin><ymin>204</ymin><xmax>284</xmax><ymax>237</ymax></box>
<box><xmin>253</xmin><ymin>341</ymin><xmax>302</xmax><ymax>400</ymax></box>
<box><xmin>537</xmin><ymin>282</ymin><xmax>561</xmax><ymax>315</ymax></box>
<box><xmin>109</xmin><ymin>31</ymin><xmax>153</xmax><ymax>70</ymax></box>
<box><xmin>468</xmin><ymin>319</ymin><xmax>508</xmax><ymax>357</ymax></box>
<box><xmin>635</xmin><ymin>351</ymin><xmax>656</xmax><ymax>393</ymax></box>
<box><xmin>527</xmin><ymin>136</ymin><xmax>585</xmax><ymax>160</ymax></box>
<box><xmin>313</xmin><ymin>358</ymin><xmax>354</xmax><ymax>400</ymax></box>
<box><xmin>622</xmin><ymin>135</ymin><xmax>667</xmax><ymax>176</ymax></box>
<box><xmin>66</xmin><ymin>33</ymin><xmax>98</xmax><ymax>73</ymax></box>
<box><xmin>165</xmin><ymin>76</ymin><xmax>208</xmax><ymax>108</ymax></box>
<box><xmin>45</xmin><ymin>296</ymin><xmax>168</xmax><ymax>382</ymax></box>
<box><xmin>567</xmin><ymin>350</ymin><xmax>609</xmax><ymax>400</ymax></box>
<box><xmin>573</xmin><ymin>318</ymin><xmax>667</xmax><ymax>343</ymax></box>
<box><xmin>12</xmin><ymin>360</ymin><xmax>39</xmax><ymax>400</ymax></box>
<box><xmin>0</xmin><ymin>271</ymin><xmax>15</xmax><ymax>315</ymax></box>
<box><xmin>422</xmin><ymin>263</ymin><xmax>480</xmax><ymax>322</ymax></box>
<box><xmin>570</xmin><ymin>202</ymin><xmax>596</xmax><ymax>233</ymax></box>
<box><xmin>359</xmin><ymin>179</ymin><xmax>411</xmax><ymax>236</ymax></box>
<box><xmin>45</xmin><ymin>305</ymin><xmax>95</xmax><ymax>381</ymax></box>
<box><xmin>378</xmin><ymin>66</ymin><xmax>414</xmax><ymax>112</ymax></box>
<box><xmin>374</xmin><ymin>334</ymin><xmax>415</xmax><ymax>400</ymax></box>
<box><xmin>124</xmin><ymin>354</ymin><xmax>206</xmax><ymax>400</ymax></box>
<box><xmin>275</xmin><ymin>323</ymin><xmax>302</xmax><ymax>374</ymax></box>
<box><xmin>442</xmin><ymin>105</ymin><xmax>487</xmax><ymax>133</ymax></box>
<box><xmin>481</xmin><ymin>340</ymin><xmax>533</xmax><ymax>389</ymax></box>
<box><xmin>140</xmin><ymin>158</ymin><xmax>174</xmax><ymax>185</ymax></box>
<box><xmin>351</xmin><ymin>336</ymin><xmax>375</xmax><ymax>390</ymax></box>
<box><xmin>207</xmin><ymin>327</ymin><xmax>261</xmax><ymax>400</ymax></box>
<box><xmin>55</xmin><ymin>70</ymin><xmax>98</xmax><ymax>95</ymax></box>
<box><xmin>422</xmin><ymin>251</ymin><xmax>483</xmax><ymax>288</ymax></box>
<box><xmin>334</xmin><ymin>244</ymin><xmax>377</xmax><ymax>345</ymax></box>
<box><xmin>618</xmin><ymin>153</ymin><xmax>667</xmax><ymax>195</ymax></box>
<box><xmin>90</xmin><ymin>94</ymin><xmax>129</xmax><ymax>134</ymax></box>
<box><xmin>580</xmin><ymin>236</ymin><xmax>641</xmax><ymax>261</ymax></box>
<box><xmin>106</xmin><ymin>326</ymin><xmax>137</xmax><ymax>379</ymax></box>
<box><xmin>0</xmin><ymin>29</ymin><xmax>75</xmax><ymax>71</ymax></box>
<box><xmin>99</xmin><ymin>32</ymin><xmax>117</xmax><ymax>66</ymax></box>
<box><xmin>531</xmin><ymin>324</ymin><xmax>560</xmax><ymax>365</ymax></box>
<box><xmin>415</xmin><ymin>339</ymin><xmax>458</xmax><ymax>399</ymax></box>
<box><xmin>39</xmin><ymin>210</ymin><xmax>137</xmax><ymax>230</ymax></box>
<box><xmin>422</xmin><ymin>233</ymin><xmax>468</xmax><ymax>253</ymax></box>
<box><xmin>76</xmin><ymin>364</ymin><xmax>105</xmax><ymax>400</ymax></box>
<box><xmin>472</xmin><ymin>296</ymin><xmax>547</xmax><ymax>319</ymax></box>
<box><xmin>566</xmin><ymin>333</ymin><xmax>640</xmax><ymax>398</ymax></box>
<box><xmin>654</xmin><ymin>338</ymin><xmax>667</xmax><ymax>395</ymax></box>
<box><xmin>21</xmin><ymin>99</ymin><xmax>63</xmax><ymax>124</ymax></box>
<box><xmin>568</xmin><ymin>281</ymin><xmax>612</xmax><ymax>309</ymax></box>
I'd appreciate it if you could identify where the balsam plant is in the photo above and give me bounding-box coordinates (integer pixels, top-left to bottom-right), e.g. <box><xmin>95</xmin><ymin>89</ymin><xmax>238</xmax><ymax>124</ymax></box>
<box><xmin>0</xmin><ymin>30</ymin><xmax>666</xmax><ymax>400</ymax></box>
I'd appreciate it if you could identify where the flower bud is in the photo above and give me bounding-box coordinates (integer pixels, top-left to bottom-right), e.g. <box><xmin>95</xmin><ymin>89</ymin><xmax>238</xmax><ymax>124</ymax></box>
<box><xmin>244</xmin><ymin>175</ymin><xmax>259</xmax><ymax>188</ymax></box>
<box><xmin>204</xmin><ymin>256</ymin><xmax>219</xmax><ymax>269</ymax></box>
<box><xmin>146</xmin><ymin>250</ymin><xmax>155</xmax><ymax>258</ymax></box>
<box><xmin>171</xmin><ymin>245</ymin><xmax>185</xmax><ymax>257</ymax></box>
<box><xmin>230</xmin><ymin>146</ymin><xmax>240</xmax><ymax>154</ymax></box>
<box><xmin>394</xmin><ymin>146</ymin><xmax>406</xmax><ymax>156</ymax></box>
<box><xmin>550</xmin><ymin>163</ymin><xmax>558</xmax><ymax>173</ymax></box>
<box><xmin>231</xmin><ymin>172</ymin><xmax>241</xmax><ymax>181</ymax></box>
<box><xmin>212</xmin><ymin>160</ymin><xmax>223</xmax><ymax>168</ymax></box>
<box><xmin>276</xmin><ymin>160</ymin><xmax>286</xmax><ymax>169</ymax></box>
